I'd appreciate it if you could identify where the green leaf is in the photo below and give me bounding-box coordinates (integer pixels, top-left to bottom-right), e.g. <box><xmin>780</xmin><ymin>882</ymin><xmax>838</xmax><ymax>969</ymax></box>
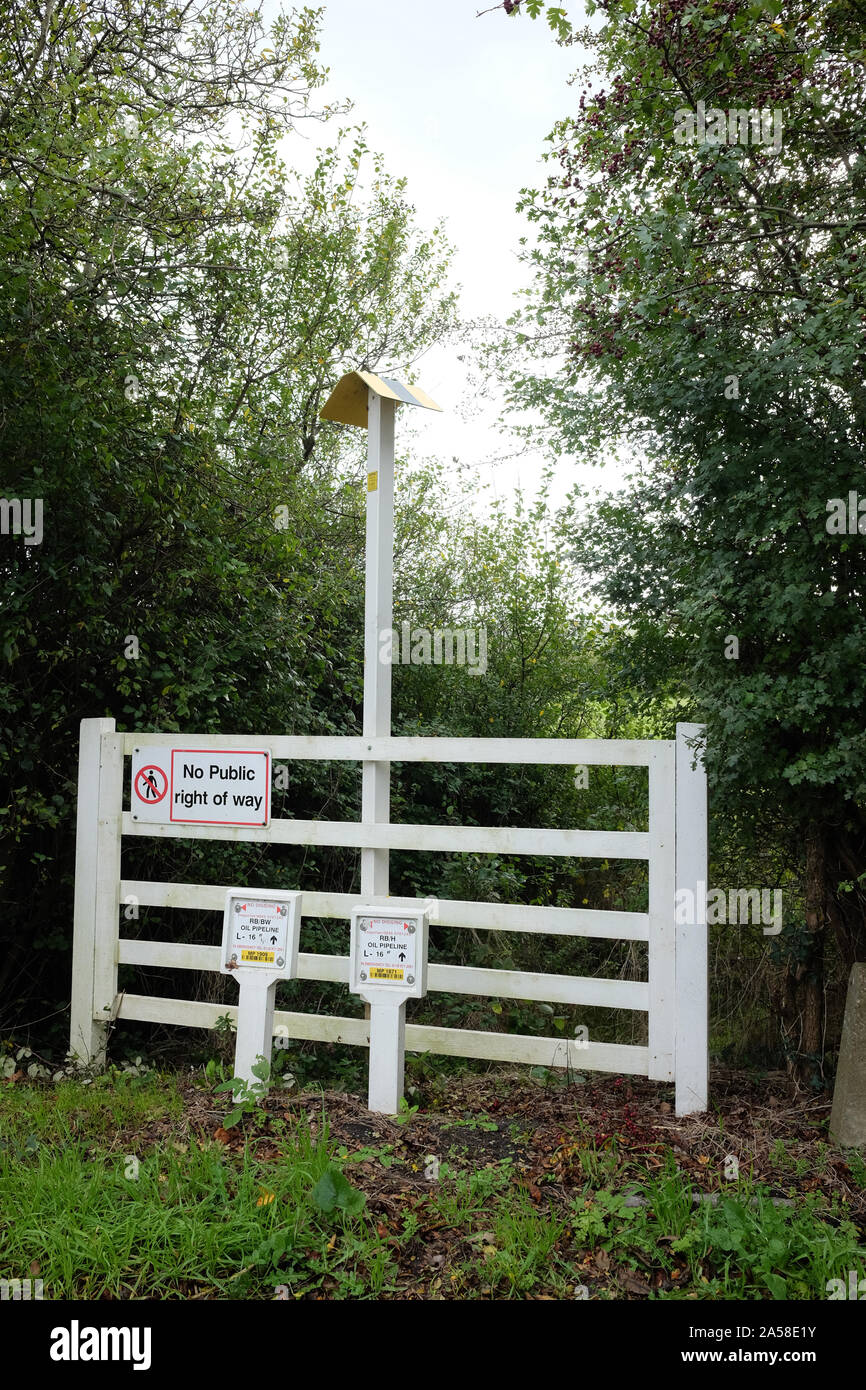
<box><xmin>310</xmin><ymin>1165</ymin><xmax>366</xmax><ymax>1217</ymax></box>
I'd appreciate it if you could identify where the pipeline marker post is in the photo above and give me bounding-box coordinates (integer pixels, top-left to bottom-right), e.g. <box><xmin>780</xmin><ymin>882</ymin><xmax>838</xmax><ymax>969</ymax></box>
<box><xmin>350</xmin><ymin>905</ymin><xmax>429</xmax><ymax>1113</ymax></box>
<box><xmin>220</xmin><ymin>888</ymin><xmax>302</xmax><ymax>1100</ymax></box>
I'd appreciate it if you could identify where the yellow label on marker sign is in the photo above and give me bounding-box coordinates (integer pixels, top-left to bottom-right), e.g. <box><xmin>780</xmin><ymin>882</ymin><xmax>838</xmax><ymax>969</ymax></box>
<box><xmin>369</xmin><ymin>967</ymin><xmax>404</xmax><ymax>981</ymax></box>
<box><xmin>241</xmin><ymin>950</ymin><xmax>275</xmax><ymax>963</ymax></box>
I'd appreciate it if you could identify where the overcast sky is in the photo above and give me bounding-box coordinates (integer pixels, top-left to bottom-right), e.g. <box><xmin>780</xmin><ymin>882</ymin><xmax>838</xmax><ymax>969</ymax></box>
<box><xmin>268</xmin><ymin>0</ymin><xmax>613</xmax><ymax>513</ymax></box>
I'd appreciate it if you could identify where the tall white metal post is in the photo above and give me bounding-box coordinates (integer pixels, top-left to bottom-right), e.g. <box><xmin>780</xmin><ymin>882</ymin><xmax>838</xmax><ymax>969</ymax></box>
<box><xmin>318</xmin><ymin>370</ymin><xmax>440</xmax><ymax>1114</ymax></box>
<box><xmin>361</xmin><ymin>390</ymin><xmax>395</xmax><ymax>897</ymax></box>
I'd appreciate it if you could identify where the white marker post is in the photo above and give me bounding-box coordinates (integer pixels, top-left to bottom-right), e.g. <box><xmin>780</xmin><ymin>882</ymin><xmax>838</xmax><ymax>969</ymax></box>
<box><xmin>350</xmin><ymin>906</ymin><xmax>429</xmax><ymax>1113</ymax></box>
<box><xmin>318</xmin><ymin>373</ymin><xmax>441</xmax><ymax>1112</ymax></box>
<box><xmin>362</xmin><ymin>390</ymin><xmax>395</xmax><ymax>898</ymax></box>
<box><xmin>220</xmin><ymin>888</ymin><xmax>302</xmax><ymax>1100</ymax></box>
<box><xmin>318</xmin><ymin>371</ymin><xmax>442</xmax><ymax>903</ymax></box>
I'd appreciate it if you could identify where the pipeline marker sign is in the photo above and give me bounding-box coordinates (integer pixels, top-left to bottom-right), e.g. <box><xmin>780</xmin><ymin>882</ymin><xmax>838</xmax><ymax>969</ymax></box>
<box><xmin>349</xmin><ymin>905</ymin><xmax>430</xmax><ymax>1114</ymax></box>
<box><xmin>349</xmin><ymin>908</ymin><xmax>429</xmax><ymax>998</ymax></box>
<box><xmin>220</xmin><ymin>889</ymin><xmax>302</xmax><ymax>979</ymax></box>
<box><xmin>130</xmin><ymin>747</ymin><xmax>271</xmax><ymax>826</ymax></box>
<box><xmin>359</xmin><ymin>917</ymin><xmax>416</xmax><ymax>981</ymax></box>
<box><xmin>226</xmin><ymin>899</ymin><xmax>288</xmax><ymax>970</ymax></box>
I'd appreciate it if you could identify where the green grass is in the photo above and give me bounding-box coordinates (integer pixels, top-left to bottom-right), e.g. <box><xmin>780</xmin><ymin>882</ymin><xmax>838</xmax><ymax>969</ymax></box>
<box><xmin>559</xmin><ymin>1167</ymin><xmax>865</xmax><ymax>1301</ymax></box>
<box><xmin>670</xmin><ymin>1189</ymin><xmax>865</xmax><ymax>1300</ymax></box>
<box><xmin>0</xmin><ymin>1087</ymin><xmax>391</xmax><ymax>1299</ymax></box>
<box><xmin>2</xmin><ymin>1070</ymin><xmax>864</xmax><ymax>1300</ymax></box>
<box><xmin>0</xmin><ymin>1067</ymin><xmax>183</xmax><ymax>1149</ymax></box>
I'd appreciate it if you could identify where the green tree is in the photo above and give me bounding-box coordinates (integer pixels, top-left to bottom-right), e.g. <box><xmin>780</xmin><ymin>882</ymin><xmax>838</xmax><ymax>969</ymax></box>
<box><xmin>498</xmin><ymin>0</ymin><xmax>866</xmax><ymax>1082</ymax></box>
<box><xmin>0</xmin><ymin>0</ymin><xmax>456</xmax><ymax>1040</ymax></box>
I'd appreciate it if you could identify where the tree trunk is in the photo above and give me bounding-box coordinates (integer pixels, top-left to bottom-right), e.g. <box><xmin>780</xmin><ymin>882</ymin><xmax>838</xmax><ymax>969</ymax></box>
<box><xmin>826</xmin><ymin>814</ymin><xmax>866</xmax><ymax>970</ymax></box>
<box><xmin>778</xmin><ymin>822</ymin><xmax>826</xmax><ymax>1092</ymax></box>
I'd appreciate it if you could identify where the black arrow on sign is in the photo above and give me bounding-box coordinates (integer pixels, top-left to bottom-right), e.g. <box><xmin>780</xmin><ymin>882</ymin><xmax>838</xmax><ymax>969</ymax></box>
<box><xmin>270</xmin><ymin>935</ymin><xmax>278</xmax><ymax>944</ymax></box>
<box><xmin>398</xmin><ymin>951</ymin><xmax>406</xmax><ymax>962</ymax></box>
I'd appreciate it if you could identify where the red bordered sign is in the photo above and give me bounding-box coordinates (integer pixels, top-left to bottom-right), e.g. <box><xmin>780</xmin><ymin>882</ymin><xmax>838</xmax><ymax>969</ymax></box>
<box><xmin>129</xmin><ymin>747</ymin><xmax>271</xmax><ymax>827</ymax></box>
<box><xmin>133</xmin><ymin>764</ymin><xmax>168</xmax><ymax>805</ymax></box>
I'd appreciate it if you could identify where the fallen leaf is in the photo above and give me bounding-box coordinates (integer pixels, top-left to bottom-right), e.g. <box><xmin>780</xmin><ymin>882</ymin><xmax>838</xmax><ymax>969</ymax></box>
<box><xmin>619</xmin><ymin>1271</ymin><xmax>650</xmax><ymax>1295</ymax></box>
<box><xmin>256</xmin><ymin>1189</ymin><xmax>276</xmax><ymax>1207</ymax></box>
<box><xmin>467</xmin><ymin>1231</ymin><xmax>496</xmax><ymax>1245</ymax></box>
<box><xmin>213</xmin><ymin>1127</ymin><xmax>233</xmax><ymax>1144</ymax></box>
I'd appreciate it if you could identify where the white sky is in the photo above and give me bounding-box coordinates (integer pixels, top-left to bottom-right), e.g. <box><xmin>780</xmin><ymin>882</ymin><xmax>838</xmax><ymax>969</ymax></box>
<box><xmin>267</xmin><ymin>0</ymin><xmax>620</xmax><ymax>515</ymax></box>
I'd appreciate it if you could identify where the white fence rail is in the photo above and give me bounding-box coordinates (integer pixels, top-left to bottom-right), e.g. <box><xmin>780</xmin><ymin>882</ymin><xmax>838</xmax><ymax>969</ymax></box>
<box><xmin>70</xmin><ymin>720</ymin><xmax>708</xmax><ymax>1114</ymax></box>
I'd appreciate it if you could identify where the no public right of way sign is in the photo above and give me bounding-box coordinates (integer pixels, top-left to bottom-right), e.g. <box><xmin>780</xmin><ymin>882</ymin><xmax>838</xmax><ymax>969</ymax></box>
<box><xmin>130</xmin><ymin>747</ymin><xmax>271</xmax><ymax>826</ymax></box>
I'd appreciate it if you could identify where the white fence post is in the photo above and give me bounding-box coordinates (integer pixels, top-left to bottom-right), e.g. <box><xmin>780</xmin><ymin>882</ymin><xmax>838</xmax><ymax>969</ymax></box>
<box><xmin>92</xmin><ymin>730</ymin><xmax>124</xmax><ymax>1050</ymax></box>
<box><xmin>675</xmin><ymin>722</ymin><xmax>708</xmax><ymax>1115</ymax></box>
<box><xmin>70</xmin><ymin>718</ymin><xmax>121</xmax><ymax>1065</ymax></box>
<box><xmin>647</xmin><ymin>742</ymin><xmax>676</xmax><ymax>1081</ymax></box>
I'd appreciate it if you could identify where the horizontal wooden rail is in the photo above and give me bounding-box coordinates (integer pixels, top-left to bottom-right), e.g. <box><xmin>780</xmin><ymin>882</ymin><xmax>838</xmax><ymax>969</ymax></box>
<box><xmin>121</xmin><ymin>733</ymin><xmax>665</xmax><ymax>767</ymax></box>
<box><xmin>112</xmin><ymin>994</ymin><xmax>649</xmax><ymax>1074</ymax></box>
<box><xmin>121</xmin><ymin>815</ymin><xmax>650</xmax><ymax>859</ymax></box>
<box><xmin>117</xmin><ymin>940</ymin><xmax>649</xmax><ymax>1011</ymax></box>
<box><xmin>120</xmin><ymin>881</ymin><xmax>650</xmax><ymax>941</ymax></box>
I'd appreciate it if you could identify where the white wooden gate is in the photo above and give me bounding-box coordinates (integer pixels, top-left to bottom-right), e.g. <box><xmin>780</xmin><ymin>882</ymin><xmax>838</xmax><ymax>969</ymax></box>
<box><xmin>70</xmin><ymin>719</ymin><xmax>708</xmax><ymax>1114</ymax></box>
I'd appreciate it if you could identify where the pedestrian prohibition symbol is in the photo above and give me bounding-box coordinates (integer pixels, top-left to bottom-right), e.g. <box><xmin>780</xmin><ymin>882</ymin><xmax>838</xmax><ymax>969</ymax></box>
<box><xmin>134</xmin><ymin>765</ymin><xmax>168</xmax><ymax>805</ymax></box>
